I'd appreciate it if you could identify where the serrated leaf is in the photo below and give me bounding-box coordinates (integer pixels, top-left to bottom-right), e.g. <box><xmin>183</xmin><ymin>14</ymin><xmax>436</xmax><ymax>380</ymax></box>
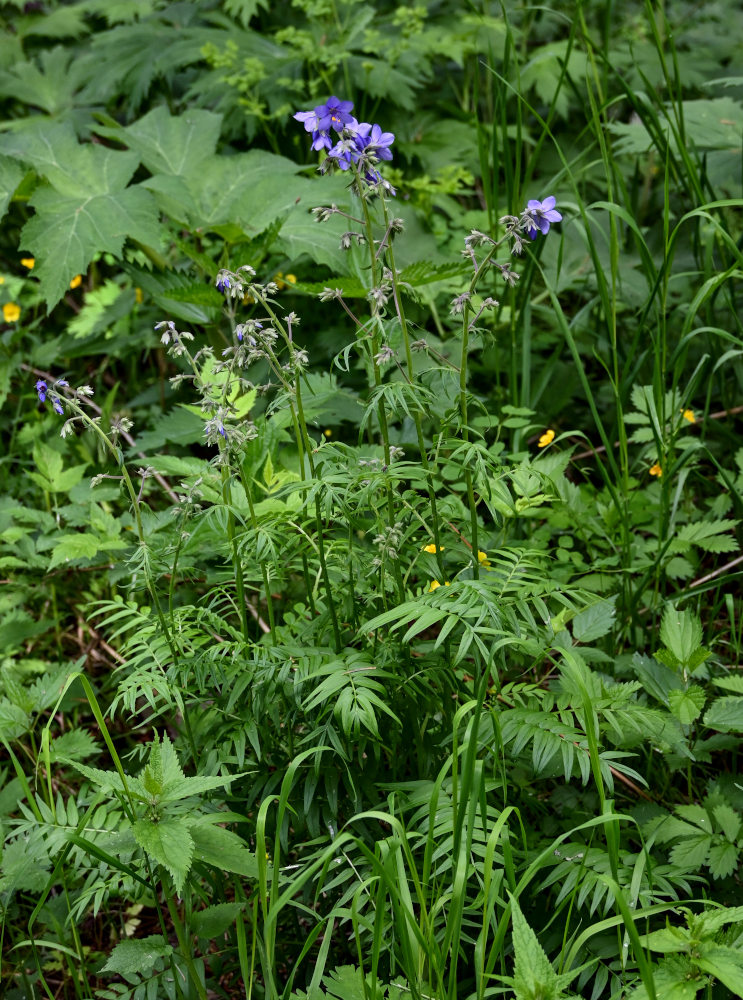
<box><xmin>97</xmin><ymin>106</ymin><xmax>223</xmax><ymax>176</ymax></box>
<box><xmin>509</xmin><ymin>892</ymin><xmax>558</xmax><ymax>1000</ymax></box>
<box><xmin>49</xmin><ymin>729</ymin><xmax>100</xmax><ymax>762</ymax></box>
<box><xmin>705</xmin><ymin>696</ymin><xmax>743</xmax><ymax>733</ymax></box>
<box><xmin>0</xmin><ymin>122</ymin><xmax>161</xmax><ymax>307</ymax></box>
<box><xmin>713</xmin><ymin>803</ymin><xmax>742</xmax><ymax>842</ymax></box>
<box><xmin>708</xmin><ymin>842</ymin><xmax>739</xmax><ymax>879</ymax></box>
<box><xmin>133</xmin><ymin>818</ymin><xmax>193</xmax><ymax>894</ymax></box>
<box><xmin>102</xmin><ymin>935</ymin><xmax>172</xmax><ymax>977</ymax></box>
<box><xmin>712</xmin><ymin>675</ymin><xmax>743</xmax><ymax>694</ymax></box>
<box><xmin>696</xmin><ymin>945</ymin><xmax>743</xmax><ymax>995</ymax></box>
<box><xmin>660</xmin><ymin>607</ymin><xmax>703</xmax><ymax>665</ymax></box>
<box><xmin>190</xmin><ymin>822</ymin><xmax>257</xmax><ymax>878</ymax></box>
<box><xmin>191</xmin><ymin>902</ymin><xmax>242</xmax><ymax>939</ymax></box>
<box><xmin>668</xmin><ymin>686</ymin><xmax>706</xmax><ymax>725</ymax></box>
<box><xmin>48</xmin><ymin>533</ymin><xmax>101</xmax><ymax>570</ymax></box>
<box><xmin>669</xmin><ymin>833</ymin><xmax>712</xmax><ymax>869</ymax></box>
<box><xmin>572</xmin><ymin>599</ymin><xmax>616</xmax><ymax>643</ymax></box>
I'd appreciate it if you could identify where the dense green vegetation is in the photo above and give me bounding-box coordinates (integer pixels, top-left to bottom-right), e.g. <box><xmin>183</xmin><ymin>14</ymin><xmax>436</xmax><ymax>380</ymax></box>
<box><xmin>1</xmin><ymin>1</ymin><xmax>743</xmax><ymax>997</ymax></box>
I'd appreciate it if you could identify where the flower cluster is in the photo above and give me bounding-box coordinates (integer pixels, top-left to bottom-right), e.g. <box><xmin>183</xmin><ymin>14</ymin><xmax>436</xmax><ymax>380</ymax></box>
<box><xmin>293</xmin><ymin>96</ymin><xmax>395</xmax><ymax>192</ymax></box>
<box><xmin>35</xmin><ymin>377</ymin><xmax>69</xmax><ymax>415</ymax></box>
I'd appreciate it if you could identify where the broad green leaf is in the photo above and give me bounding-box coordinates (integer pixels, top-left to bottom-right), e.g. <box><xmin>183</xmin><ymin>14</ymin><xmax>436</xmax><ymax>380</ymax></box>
<box><xmin>48</xmin><ymin>533</ymin><xmax>101</xmax><ymax>570</ymax></box>
<box><xmin>102</xmin><ymin>935</ymin><xmax>172</xmax><ymax>977</ymax></box>
<box><xmin>572</xmin><ymin>599</ymin><xmax>616</xmax><ymax>643</ymax></box>
<box><xmin>641</xmin><ymin>925</ymin><xmax>691</xmax><ymax>953</ymax></box>
<box><xmin>0</xmin><ymin>122</ymin><xmax>161</xmax><ymax>307</ymax></box>
<box><xmin>696</xmin><ymin>945</ymin><xmax>743</xmax><ymax>995</ymax></box>
<box><xmin>625</xmin><ymin>956</ymin><xmax>698</xmax><ymax>1000</ymax></box>
<box><xmin>660</xmin><ymin>607</ymin><xmax>703</xmax><ymax>665</ymax></box>
<box><xmin>0</xmin><ymin>155</ymin><xmax>23</xmax><ymax>219</ymax></box>
<box><xmin>190</xmin><ymin>822</ymin><xmax>257</xmax><ymax>878</ymax></box>
<box><xmin>704</xmin><ymin>696</ymin><xmax>743</xmax><ymax>733</ymax></box>
<box><xmin>668</xmin><ymin>686</ymin><xmax>706</xmax><ymax>725</ymax></box>
<box><xmin>191</xmin><ymin>902</ymin><xmax>243</xmax><ymax>939</ymax></box>
<box><xmin>133</xmin><ymin>817</ymin><xmax>193</xmax><ymax>894</ymax></box>
<box><xmin>669</xmin><ymin>833</ymin><xmax>711</xmax><ymax>869</ymax></box>
<box><xmin>97</xmin><ymin>105</ymin><xmax>223</xmax><ymax>176</ymax></box>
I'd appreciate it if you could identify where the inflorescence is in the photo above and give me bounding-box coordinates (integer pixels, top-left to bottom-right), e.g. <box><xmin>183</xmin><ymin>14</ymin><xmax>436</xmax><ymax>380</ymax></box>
<box><xmin>293</xmin><ymin>96</ymin><xmax>396</xmax><ymax>194</ymax></box>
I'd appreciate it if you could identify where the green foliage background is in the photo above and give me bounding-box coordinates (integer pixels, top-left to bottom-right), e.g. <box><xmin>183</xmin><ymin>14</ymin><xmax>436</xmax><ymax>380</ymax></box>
<box><xmin>1</xmin><ymin>1</ymin><xmax>743</xmax><ymax>998</ymax></box>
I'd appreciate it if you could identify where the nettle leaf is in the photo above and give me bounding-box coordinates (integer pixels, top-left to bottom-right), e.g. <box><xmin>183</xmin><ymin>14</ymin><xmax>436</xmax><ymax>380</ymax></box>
<box><xmin>190</xmin><ymin>822</ymin><xmax>258</xmax><ymax>878</ymax></box>
<box><xmin>133</xmin><ymin>817</ymin><xmax>194</xmax><ymax>894</ymax></box>
<box><xmin>0</xmin><ymin>122</ymin><xmax>161</xmax><ymax>308</ymax></box>
<box><xmin>705</xmin><ymin>696</ymin><xmax>743</xmax><ymax>733</ymax></box>
<box><xmin>660</xmin><ymin>607</ymin><xmax>703</xmax><ymax>664</ymax></box>
<box><xmin>572</xmin><ymin>598</ymin><xmax>616</xmax><ymax>643</ymax></box>
<box><xmin>191</xmin><ymin>902</ymin><xmax>243</xmax><ymax>939</ymax></box>
<box><xmin>102</xmin><ymin>935</ymin><xmax>172</xmax><ymax>978</ymax></box>
<box><xmin>509</xmin><ymin>892</ymin><xmax>559</xmax><ymax>1000</ymax></box>
<box><xmin>668</xmin><ymin>686</ymin><xmax>706</xmax><ymax>725</ymax></box>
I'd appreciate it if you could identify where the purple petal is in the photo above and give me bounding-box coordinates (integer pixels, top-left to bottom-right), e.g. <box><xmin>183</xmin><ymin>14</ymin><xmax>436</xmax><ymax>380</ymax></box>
<box><xmin>541</xmin><ymin>195</ymin><xmax>556</xmax><ymax>210</ymax></box>
<box><xmin>527</xmin><ymin>200</ymin><xmax>542</xmax><ymax>211</ymax></box>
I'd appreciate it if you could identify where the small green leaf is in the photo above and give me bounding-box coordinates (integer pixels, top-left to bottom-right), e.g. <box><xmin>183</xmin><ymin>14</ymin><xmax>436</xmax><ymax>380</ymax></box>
<box><xmin>572</xmin><ymin>598</ymin><xmax>616</xmax><ymax>643</ymax></box>
<box><xmin>668</xmin><ymin>686</ymin><xmax>706</xmax><ymax>725</ymax></box>
<box><xmin>102</xmin><ymin>935</ymin><xmax>172</xmax><ymax>977</ymax></box>
<box><xmin>704</xmin><ymin>696</ymin><xmax>743</xmax><ymax>733</ymax></box>
<box><xmin>713</xmin><ymin>803</ymin><xmax>742</xmax><ymax>842</ymax></box>
<box><xmin>133</xmin><ymin>818</ymin><xmax>194</xmax><ymax>894</ymax></box>
<box><xmin>708</xmin><ymin>842</ymin><xmax>738</xmax><ymax>880</ymax></box>
<box><xmin>660</xmin><ymin>607</ymin><xmax>703</xmax><ymax>665</ymax></box>
<box><xmin>191</xmin><ymin>902</ymin><xmax>243</xmax><ymax>940</ymax></box>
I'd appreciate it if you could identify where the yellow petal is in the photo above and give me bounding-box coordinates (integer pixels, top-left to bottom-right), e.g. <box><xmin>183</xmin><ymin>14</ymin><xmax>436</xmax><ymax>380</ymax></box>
<box><xmin>323</xmin><ymin>428</ymin><xmax>332</xmax><ymax>437</ymax></box>
<box><xmin>477</xmin><ymin>550</ymin><xmax>491</xmax><ymax>567</ymax></box>
<box><xmin>21</xmin><ymin>257</ymin><xmax>35</xmax><ymax>269</ymax></box>
<box><xmin>649</xmin><ymin>463</ymin><xmax>662</xmax><ymax>477</ymax></box>
<box><xmin>423</xmin><ymin>543</ymin><xmax>444</xmax><ymax>554</ymax></box>
<box><xmin>429</xmin><ymin>580</ymin><xmax>441</xmax><ymax>591</ymax></box>
<box><xmin>681</xmin><ymin>408</ymin><xmax>696</xmax><ymax>424</ymax></box>
<box><xmin>537</xmin><ymin>428</ymin><xmax>555</xmax><ymax>448</ymax></box>
<box><xmin>69</xmin><ymin>274</ymin><xmax>82</xmax><ymax>289</ymax></box>
<box><xmin>2</xmin><ymin>302</ymin><xmax>20</xmax><ymax>322</ymax></box>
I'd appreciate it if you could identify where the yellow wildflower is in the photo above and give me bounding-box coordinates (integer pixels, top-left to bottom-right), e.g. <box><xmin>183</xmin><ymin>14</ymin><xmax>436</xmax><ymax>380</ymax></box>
<box><xmin>69</xmin><ymin>274</ymin><xmax>82</xmax><ymax>289</ymax></box>
<box><xmin>2</xmin><ymin>302</ymin><xmax>20</xmax><ymax>322</ymax></box>
<box><xmin>681</xmin><ymin>408</ymin><xmax>696</xmax><ymax>424</ymax></box>
<box><xmin>135</xmin><ymin>287</ymin><xmax>143</xmax><ymax>304</ymax></box>
<box><xmin>423</xmin><ymin>543</ymin><xmax>444</xmax><ymax>554</ymax></box>
<box><xmin>537</xmin><ymin>428</ymin><xmax>555</xmax><ymax>448</ymax></box>
<box><xmin>21</xmin><ymin>257</ymin><xmax>35</xmax><ymax>269</ymax></box>
<box><xmin>429</xmin><ymin>580</ymin><xmax>450</xmax><ymax>592</ymax></box>
<box><xmin>649</xmin><ymin>463</ymin><xmax>662</xmax><ymax>477</ymax></box>
<box><xmin>477</xmin><ymin>550</ymin><xmax>491</xmax><ymax>568</ymax></box>
<box><xmin>273</xmin><ymin>272</ymin><xmax>298</xmax><ymax>291</ymax></box>
<box><xmin>323</xmin><ymin>428</ymin><xmax>332</xmax><ymax>438</ymax></box>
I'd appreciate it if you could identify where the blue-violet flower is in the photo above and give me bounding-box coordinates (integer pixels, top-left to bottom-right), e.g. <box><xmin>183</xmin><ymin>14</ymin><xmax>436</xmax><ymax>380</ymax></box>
<box><xmin>35</xmin><ymin>379</ymin><xmax>47</xmax><ymax>403</ymax></box>
<box><xmin>523</xmin><ymin>196</ymin><xmax>562</xmax><ymax>239</ymax></box>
